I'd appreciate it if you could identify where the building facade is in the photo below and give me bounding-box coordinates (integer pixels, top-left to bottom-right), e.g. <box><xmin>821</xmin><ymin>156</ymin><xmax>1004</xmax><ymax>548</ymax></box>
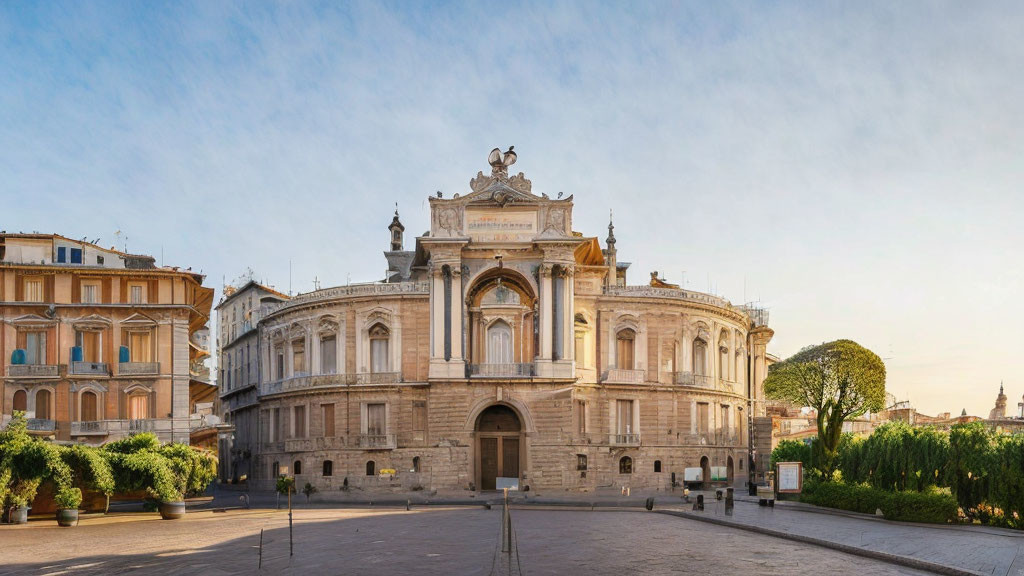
<box><xmin>216</xmin><ymin>281</ymin><xmax>289</xmax><ymax>482</ymax></box>
<box><xmin>247</xmin><ymin>149</ymin><xmax>774</xmax><ymax>493</ymax></box>
<box><xmin>0</xmin><ymin>234</ymin><xmax>214</xmax><ymax>445</ymax></box>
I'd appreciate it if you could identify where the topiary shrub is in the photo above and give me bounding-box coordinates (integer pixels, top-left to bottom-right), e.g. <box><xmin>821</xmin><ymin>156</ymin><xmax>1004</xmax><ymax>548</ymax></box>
<box><xmin>54</xmin><ymin>487</ymin><xmax>83</xmax><ymax>510</ymax></box>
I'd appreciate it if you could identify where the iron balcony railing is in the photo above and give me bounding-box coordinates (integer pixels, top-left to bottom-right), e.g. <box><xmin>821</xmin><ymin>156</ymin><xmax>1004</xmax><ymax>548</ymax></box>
<box><xmin>357</xmin><ymin>433</ymin><xmax>396</xmax><ymax>450</ymax></box>
<box><xmin>6</xmin><ymin>364</ymin><xmax>59</xmax><ymax>378</ymax></box>
<box><xmin>27</xmin><ymin>418</ymin><xmax>56</xmax><ymax>432</ymax></box>
<box><xmin>673</xmin><ymin>371</ymin><xmax>713</xmax><ymax>388</ymax></box>
<box><xmin>608</xmin><ymin>433</ymin><xmax>641</xmax><ymax>446</ymax></box>
<box><xmin>71</xmin><ymin>420</ymin><xmax>114</xmax><ymax>435</ymax></box>
<box><xmin>119</xmin><ymin>362</ymin><xmax>159</xmax><ymax>376</ymax></box>
<box><xmin>468</xmin><ymin>363</ymin><xmax>535</xmax><ymax>378</ymax></box>
<box><xmin>602</xmin><ymin>369</ymin><xmax>646</xmax><ymax>384</ymax></box>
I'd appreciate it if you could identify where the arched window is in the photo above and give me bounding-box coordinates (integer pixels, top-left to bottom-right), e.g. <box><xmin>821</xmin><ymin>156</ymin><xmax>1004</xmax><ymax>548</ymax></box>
<box><xmin>619</xmin><ymin>456</ymin><xmax>633</xmax><ymax>474</ymax></box>
<box><xmin>654</xmin><ymin>460</ymin><xmax>662</xmax><ymax>473</ymax></box>
<box><xmin>412</xmin><ymin>456</ymin><xmax>420</xmax><ymax>473</ymax></box>
<box><xmin>127</xmin><ymin>391</ymin><xmax>149</xmax><ymax>420</ymax></box>
<box><xmin>369</xmin><ymin>324</ymin><xmax>390</xmax><ymax>373</ymax></box>
<box><xmin>366</xmin><ymin>461</ymin><xmax>376</xmax><ymax>476</ymax></box>
<box><xmin>616</xmin><ymin>328</ymin><xmax>636</xmax><ymax>370</ymax></box>
<box><xmin>487</xmin><ymin>320</ymin><xmax>513</xmax><ymax>364</ymax></box>
<box><xmin>718</xmin><ymin>335</ymin><xmax>729</xmax><ymax>380</ymax></box>
<box><xmin>81</xmin><ymin>390</ymin><xmax>98</xmax><ymax>421</ymax></box>
<box><xmin>13</xmin><ymin>390</ymin><xmax>27</xmax><ymax>412</ymax></box>
<box><xmin>293</xmin><ymin>460</ymin><xmax>302</xmax><ymax>475</ymax></box>
<box><xmin>35</xmin><ymin>389</ymin><xmax>51</xmax><ymax>419</ymax></box>
<box><xmin>272</xmin><ymin>461</ymin><xmax>280</xmax><ymax>477</ymax></box>
<box><xmin>323</xmin><ymin>460</ymin><xmax>333</xmax><ymax>477</ymax></box>
<box><xmin>692</xmin><ymin>339</ymin><xmax>707</xmax><ymax>376</ymax></box>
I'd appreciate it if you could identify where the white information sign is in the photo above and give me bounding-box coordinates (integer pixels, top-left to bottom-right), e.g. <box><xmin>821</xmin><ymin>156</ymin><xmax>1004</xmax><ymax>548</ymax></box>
<box><xmin>777</xmin><ymin>461</ymin><xmax>803</xmax><ymax>493</ymax></box>
<box><xmin>465</xmin><ymin>208</ymin><xmax>537</xmax><ymax>242</ymax></box>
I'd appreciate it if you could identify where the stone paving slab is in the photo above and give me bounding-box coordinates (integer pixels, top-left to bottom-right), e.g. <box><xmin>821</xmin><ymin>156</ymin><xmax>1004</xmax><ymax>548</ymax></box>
<box><xmin>0</xmin><ymin>507</ymin><xmax>936</xmax><ymax>575</ymax></box>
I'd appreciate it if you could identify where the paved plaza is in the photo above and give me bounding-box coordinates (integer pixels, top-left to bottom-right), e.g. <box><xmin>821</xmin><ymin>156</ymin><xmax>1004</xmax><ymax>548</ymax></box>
<box><xmin>1</xmin><ymin>506</ymin><xmax>939</xmax><ymax>576</ymax></box>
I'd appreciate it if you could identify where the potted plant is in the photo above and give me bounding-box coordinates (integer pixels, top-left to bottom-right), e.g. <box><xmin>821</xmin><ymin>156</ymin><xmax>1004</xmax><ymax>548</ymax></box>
<box><xmin>7</xmin><ymin>494</ymin><xmax>30</xmax><ymax>525</ymax></box>
<box><xmin>54</xmin><ymin>487</ymin><xmax>82</xmax><ymax>527</ymax></box>
<box><xmin>157</xmin><ymin>489</ymin><xmax>186</xmax><ymax>520</ymax></box>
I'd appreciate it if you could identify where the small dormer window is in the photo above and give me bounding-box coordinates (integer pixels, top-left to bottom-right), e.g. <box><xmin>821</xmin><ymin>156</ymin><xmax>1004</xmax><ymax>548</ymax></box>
<box><xmin>57</xmin><ymin>247</ymin><xmax>66</xmax><ymax>263</ymax></box>
<box><xmin>70</xmin><ymin>248</ymin><xmax>83</xmax><ymax>264</ymax></box>
<box><xmin>97</xmin><ymin>255</ymin><xmax>104</xmax><ymax>265</ymax></box>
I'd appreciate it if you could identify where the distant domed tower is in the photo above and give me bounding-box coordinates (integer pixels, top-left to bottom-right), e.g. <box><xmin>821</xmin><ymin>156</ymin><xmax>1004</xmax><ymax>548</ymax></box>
<box><xmin>988</xmin><ymin>383</ymin><xmax>1008</xmax><ymax>420</ymax></box>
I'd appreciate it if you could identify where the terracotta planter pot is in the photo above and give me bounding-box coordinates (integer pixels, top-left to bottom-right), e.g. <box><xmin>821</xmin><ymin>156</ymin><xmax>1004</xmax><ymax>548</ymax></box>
<box><xmin>56</xmin><ymin>509</ymin><xmax>79</xmax><ymax>527</ymax></box>
<box><xmin>9</xmin><ymin>506</ymin><xmax>29</xmax><ymax>524</ymax></box>
<box><xmin>159</xmin><ymin>501</ymin><xmax>186</xmax><ymax>520</ymax></box>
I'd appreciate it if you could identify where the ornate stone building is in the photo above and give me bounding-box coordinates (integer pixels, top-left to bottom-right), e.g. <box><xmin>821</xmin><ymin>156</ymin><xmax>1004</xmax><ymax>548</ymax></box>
<box><xmin>248</xmin><ymin>149</ymin><xmax>774</xmax><ymax>493</ymax></box>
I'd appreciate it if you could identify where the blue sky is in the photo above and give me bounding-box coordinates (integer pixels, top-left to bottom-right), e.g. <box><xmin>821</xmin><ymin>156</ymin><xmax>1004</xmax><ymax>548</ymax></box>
<box><xmin>3</xmin><ymin>1</ymin><xmax>1023</xmax><ymax>417</ymax></box>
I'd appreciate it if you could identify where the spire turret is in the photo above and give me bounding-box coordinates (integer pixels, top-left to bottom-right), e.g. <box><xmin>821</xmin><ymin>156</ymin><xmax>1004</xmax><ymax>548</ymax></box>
<box><xmin>388</xmin><ymin>204</ymin><xmax>405</xmax><ymax>252</ymax></box>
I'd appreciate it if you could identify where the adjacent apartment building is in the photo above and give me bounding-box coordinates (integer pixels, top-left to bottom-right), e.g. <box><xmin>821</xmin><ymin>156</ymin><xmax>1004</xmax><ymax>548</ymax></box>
<box><xmin>216</xmin><ymin>280</ymin><xmax>289</xmax><ymax>482</ymax></box>
<box><xmin>0</xmin><ymin>233</ymin><xmax>214</xmax><ymax>445</ymax></box>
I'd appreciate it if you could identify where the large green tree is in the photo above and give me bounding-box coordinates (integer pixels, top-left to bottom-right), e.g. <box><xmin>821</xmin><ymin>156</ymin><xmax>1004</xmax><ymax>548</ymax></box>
<box><xmin>764</xmin><ymin>339</ymin><xmax>886</xmax><ymax>478</ymax></box>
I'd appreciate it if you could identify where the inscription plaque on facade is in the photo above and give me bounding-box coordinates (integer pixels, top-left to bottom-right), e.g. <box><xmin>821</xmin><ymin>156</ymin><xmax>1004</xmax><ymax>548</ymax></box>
<box><xmin>465</xmin><ymin>208</ymin><xmax>537</xmax><ymax>242</ymax></box>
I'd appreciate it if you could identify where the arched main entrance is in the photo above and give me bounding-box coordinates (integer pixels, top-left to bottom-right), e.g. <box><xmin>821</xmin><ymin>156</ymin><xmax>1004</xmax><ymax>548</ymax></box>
<box><xmin>476</xmin><ymin>404</ymin><xmax>523</xmax><ymax>491</ymax></box>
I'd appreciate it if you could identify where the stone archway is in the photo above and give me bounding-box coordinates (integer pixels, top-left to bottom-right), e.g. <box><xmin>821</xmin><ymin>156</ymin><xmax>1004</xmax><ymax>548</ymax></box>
<box><xmin>475</xmin><ymin>404</ymin><xmax>524</xmax><ymax>491</ymax></box>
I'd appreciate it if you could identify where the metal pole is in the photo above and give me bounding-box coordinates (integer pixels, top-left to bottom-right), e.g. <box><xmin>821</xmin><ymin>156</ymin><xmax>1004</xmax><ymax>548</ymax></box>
<box><xmin>258</xmin><ymin>528</ymin><xmax>264</xmax><ymax>569</ymax></box>
<box><xmin>288</xmin><ymin>486</ymin><xmax>293</xmax><ymax>557</ymax></box>
<box><xmin>501</xmin><ymin>487</ymin><xmax>510</xmax><ymax>555</ymax></box>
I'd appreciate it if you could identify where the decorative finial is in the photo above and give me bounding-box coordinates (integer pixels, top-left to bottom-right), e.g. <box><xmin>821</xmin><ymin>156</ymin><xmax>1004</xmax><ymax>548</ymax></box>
<box><xmin>1000</xmin><ymin>381</ymin><xmax>1004</xmax><ymax>394</ymax></box>
<box><xmin>488</xmin><ymin>146</ymin><xmax>517</xmax><ymax>178</ymax></box>
<box><xmin>606</xmin><ymin>209</ymin><xmax>616</xmax><ymax>247</ymax></box>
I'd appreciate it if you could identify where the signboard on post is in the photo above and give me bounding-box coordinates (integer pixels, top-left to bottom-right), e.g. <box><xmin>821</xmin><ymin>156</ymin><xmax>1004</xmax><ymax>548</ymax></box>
<box><xmin>776</xmin><ymin>461</ymin><xmax>803</xmax><ymax>493</ymax></box>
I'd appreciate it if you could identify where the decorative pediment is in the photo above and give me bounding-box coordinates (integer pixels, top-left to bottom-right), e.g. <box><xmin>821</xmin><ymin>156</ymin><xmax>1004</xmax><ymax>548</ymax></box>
<box><xmin>72</xmin><ymin>314</ymin><xmax>113</xmax><ymax>329</ymax></box>
<box><xmin>121</xmin><ymin>312</ymin><xmax>157</xmax><ymax>327</ymax></box>
<box><xmin>7</xmin><ymin>314</ymin><xmax>56</xmax><ymax>327</ymax></box>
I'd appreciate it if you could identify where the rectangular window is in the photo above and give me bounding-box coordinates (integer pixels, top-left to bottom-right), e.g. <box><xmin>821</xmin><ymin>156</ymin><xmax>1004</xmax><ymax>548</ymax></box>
<box><xmin>721</xmin><ymin>405</ymin><xmax>729</xmax><ymax>437</ymax></box>
<box><xmin>370</xmin><ymin>339</ymin><xmax>389</xmax><ymax>373</ymax></box>
<box><xmin>273</xmin><ymin>408</ymin><xmax>283</xmax><ymax>442</ymax></box>
<box><xmin>276</xmin><ymin>350</ymin><xmax>284</xmax><ymax>380</ymax></box>
<box><xmin>366</xmin><ymin>403</ymin><xmax>386</xmax><ymax>436</ymax></box>
<box><xmin>96</xmin><ymin>255</ymin><xmax>104</xmax><ymax>265</ymax></box>
<box><xmin>575</xmin><ymin>335</ymin><xmax>585</xmax><ymax>367</ymax></box>
<box><xmin>128</xmin><ymin>331</ymin><xmax>152</xmax><ymax>362</ymax></box>
<box><xmin>70</xmin><ymin>248</ymin><xmax>83</xmax><ymax>264</ymax></box>
<box><xmin>25</xmin><ymin>331</ymin><xmax>46</xmax><ymax>365</ymax></box>
<box><xmin>57</xmin><ymin>247</ymin><xmax>66</xmax><ymax>263</ymax></box>
<box><xmin>697</xmin><ymin>402</ymin><xmax>709</xmax><ymax>435</ymax></box>
<box><xmin>24</xmin><ymin>279</ymin><xmax>43</xmax><ymax>302</ymax></box>
<box><xmin>322</xmin><ymin>403</ymin><xmax>335</xmax><ymax>437</ymax></box>
<box><xmin>576</xmin><ymin>400</ymin><xmax>587</xmax><ymax>434</ymax></box>
<box><xmin>292</xmin><ymin>340</ymin><xmax>305</xmax><ymax>376</ymax></box>
<box><xmin>412</xmin><ymin>401</ymin><xmax>426</xmax><ymax>433</ymax></box>
<box><xmin>129</xmin><ymin>284</ymin><xmax>146</xmax><ymax>304</ymax></box>
<box><xmin>76</xmin><ymin>330</ymin><xmax>101</xmax><ymax>362</ymax></box>
<box><xmin>293</xmin><ymin>405</ymin><xmax>306</xmax><ymax>438</ymax></box>
<box><xmin>81</xmin><ymin>283</ymin><xmax>98</xmax><ymax>304</ymax></box>
<box><xmin>320</xmin><ymin>335</ymin><xmax>337</xmax><ymax>374</ymax></box>
<box><xmin>616</xmin><ymin>399</ymin><xmax>633</xmax><ymax>435</ymax></box>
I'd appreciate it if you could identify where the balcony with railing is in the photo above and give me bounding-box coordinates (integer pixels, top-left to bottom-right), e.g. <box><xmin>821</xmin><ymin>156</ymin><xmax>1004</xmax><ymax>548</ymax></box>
<box><xmin>6</xmin><ymin>364</ymin><xmax>59</xmax><ymax>378</ymax></box>
<box><xmin>608</xmin><ymin>433</ymin><xmax>641</xmax><ymax>446</ymax></box>
<box><xmin>356</xmin><ymin>372</ymin><xmax>401</xmax><ymax>385</ymax></box>
<box><xmin>673</xmin><ymin>371</ymin><xmax>712</xmax><ymax>388</ymax></box>
<box><xmin>70</xmin><ymin>361</ymin><xmax>109</xmax><ymax>376</ymax></box>
<box><xmin>119</xmin><ymin>362</ymin><xmax>160</xmax><ymax>376</ymax></box>
<box><xmin>128</xmin><ymin>419</ymin><xmax>171</xmax><ymax>433</ymax></box>
<box><xmin>27</xmin><ymin>418</ymin><xmax>56</xmax><ymax>432</ymax></box>
<box><xmin>468</xmin><ymin>363</ymin><xmax>535</xmax><ymax>378</ymax></box>
<box><xmin>357</xmin><ymin>433</ymin><xmax>396</xmax><ymax>450</ymax></box>
<box><xmin>71</xmin><ymin>420</ymin><xmax>120</xmax><ymax>436</ymax></box>
<box><xmin>602</xmin><ymin>369</ymin><xmax>646</xmax><ymax>385</ymax></box>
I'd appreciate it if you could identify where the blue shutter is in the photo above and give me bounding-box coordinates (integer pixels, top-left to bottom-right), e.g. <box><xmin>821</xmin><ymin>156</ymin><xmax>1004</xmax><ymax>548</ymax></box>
<box><xmin>70</xmin><ymin>248</ymin><xmax>83</xmax><ymax>264</ymax></box>
<box><xmin>57</xmin><ymin>247</ymin><xmax>66</xmax><ymax>263</ymax></box>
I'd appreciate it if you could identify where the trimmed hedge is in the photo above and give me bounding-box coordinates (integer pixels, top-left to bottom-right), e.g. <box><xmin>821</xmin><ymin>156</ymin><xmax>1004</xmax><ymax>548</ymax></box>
<box><xmin>802</xmin><ymin>481</ymin><xmax>957</xmax><ymax>524</ymax></box>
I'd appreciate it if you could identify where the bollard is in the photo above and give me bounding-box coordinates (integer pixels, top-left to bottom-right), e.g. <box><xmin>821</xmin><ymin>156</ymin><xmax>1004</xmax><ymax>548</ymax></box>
<box><xmin>716</xmin><ymin>489</ymin><xmax>723</xmax><ymax>501</ymax></box>
<box><xmin>725</xmin><ymin>487</ymin><xmax>734</xmax><ymax>516</ymax></box>
<box><xmin>694</xmin><ymin>494</ymin><xmax>704</xmax><ymax>512</ymax></box>
<box><xmin>645</xmin><ymin>497</ymin><xmax>654</xmax><ymax>511</ymax></box>
<box><xmin>258</xmin><ymin>528</ymin><xmax>264</xmax><ymax>570</ymax></box>
<box><xmin>406</xmin><ymin>499</ymin><xmax>411</xmax><ymax>511</ymax></box>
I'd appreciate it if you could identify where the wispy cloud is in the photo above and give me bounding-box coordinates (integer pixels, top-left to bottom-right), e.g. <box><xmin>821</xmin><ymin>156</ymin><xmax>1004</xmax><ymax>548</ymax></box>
<box><xmin>2</xmin><ymin>1</ymin><xmax>1022</xmax><ymax>416</ymax></box>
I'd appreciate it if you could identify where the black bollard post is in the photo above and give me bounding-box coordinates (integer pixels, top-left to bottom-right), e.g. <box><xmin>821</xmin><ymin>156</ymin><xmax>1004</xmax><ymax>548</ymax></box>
<box><xmin>258</xmin><ymin>528</ymin><xmax>264</xmax><ymax>570</ymax></box>
<box><xmin>695</xmin><ymin>494</ymin><xmax>704</xmax><ymax>512</ymax></box>
<box><xmin>645</xmin><ymin>497</ymin><xmax>654</xmax><ymax>511</ymax></box>
<box><xmin>725</xmin><ymin>487</ymin><xmax>734</xmax><ymax>516</ymax></box>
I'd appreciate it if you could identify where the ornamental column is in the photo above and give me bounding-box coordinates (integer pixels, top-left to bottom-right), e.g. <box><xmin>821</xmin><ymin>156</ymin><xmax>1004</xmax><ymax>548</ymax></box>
<box><xmin>538</xmin><ymin>264</ymin><xmax>553</xmax><ymax>360</ymax></box>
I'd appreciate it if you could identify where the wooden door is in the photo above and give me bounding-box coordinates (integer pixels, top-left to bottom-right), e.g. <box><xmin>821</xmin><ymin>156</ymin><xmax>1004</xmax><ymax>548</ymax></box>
<box><xmin>480</xmin><ymin>437</ymin><xmax>498</xmax><ymax>490</ymax></box>
<box><xmin>502</xmin><ymin>438</ymin><xmax>519</xmax><ymax>479</ymax></box>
